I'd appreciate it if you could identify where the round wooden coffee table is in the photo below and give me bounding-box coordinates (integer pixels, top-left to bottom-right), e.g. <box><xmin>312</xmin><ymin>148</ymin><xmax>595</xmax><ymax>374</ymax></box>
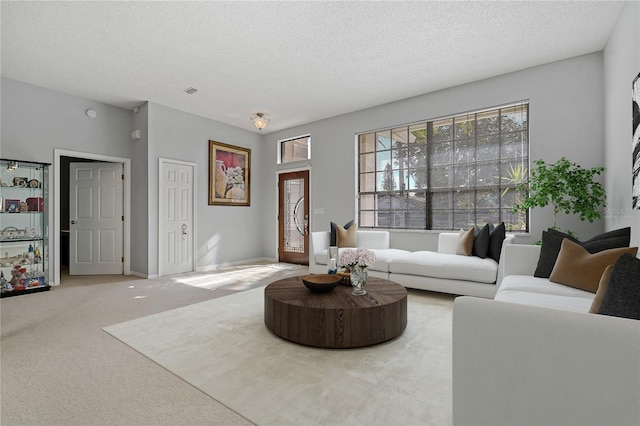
<box><xmin>264</xmin><ymin>276</ymin><xmax>407</xmax><ymax>349</ymax></box>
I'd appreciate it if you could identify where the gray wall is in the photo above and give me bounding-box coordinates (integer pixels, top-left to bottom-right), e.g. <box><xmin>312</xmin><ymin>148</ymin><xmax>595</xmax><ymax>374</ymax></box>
<box><xmin>603</xmin><ymin>0</ymin><xmax>640</xmax><ymax>248</ymax></box>
<box><xmin>0</xmin><ymin>78</ymin><xmax>265</xmax><ymax>278</ymax></box>
<box><xmin>131</xmin><ymin>102</ymin><xmax>150</xmax><ymax>275</ymax></box>
<box><xmin>261</xmin><ymin>53</ymin><xmax>606</xmax><ymax>255</ymax></box>
<box><xmin>146</xmin><ymin>102</ymin><xmax>264</xmax><ymax>276</ymax></box>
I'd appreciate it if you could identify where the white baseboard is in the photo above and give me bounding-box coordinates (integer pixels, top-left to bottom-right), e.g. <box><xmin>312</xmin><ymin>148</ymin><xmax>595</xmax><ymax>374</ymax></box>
<box><xmin>129</xmin><ymin>271</ymin><xmax>157</xmax><ymax>279</ymax></box>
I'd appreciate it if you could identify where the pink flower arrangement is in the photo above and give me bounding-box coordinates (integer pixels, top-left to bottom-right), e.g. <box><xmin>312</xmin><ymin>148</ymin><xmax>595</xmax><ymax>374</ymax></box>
<box><xmin>339</xmin><ymin>248</ymin><xmax>376</xmax><ymax>268</ymax></box>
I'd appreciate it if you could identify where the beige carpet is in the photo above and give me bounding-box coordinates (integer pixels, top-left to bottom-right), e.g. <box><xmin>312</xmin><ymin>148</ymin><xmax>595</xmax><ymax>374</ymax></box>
<box><xmin>104</xmin><ymin>286</ymin><xmax>454</xmax><ymax>426</ymax></box>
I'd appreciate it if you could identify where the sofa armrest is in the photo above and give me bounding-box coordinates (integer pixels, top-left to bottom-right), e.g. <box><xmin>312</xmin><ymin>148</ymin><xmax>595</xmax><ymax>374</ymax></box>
<box><xmin>309</xmin><ymin>232</ymin><xmax>330</xmax><ymax>273</ymax></box>
<box><xmin>452</xmin><ymin>296</ymin><xmax>640</xmax><ymax>426</ymax></box>
<box><xmin>438</xmin><ymin>232</ymin><xmax>460</xmax><ymax>254</ymax></box>
<box><xmin>501</xmin><ymin>243</ymin><xmax>541</xmax><ymax>277</ymax></box>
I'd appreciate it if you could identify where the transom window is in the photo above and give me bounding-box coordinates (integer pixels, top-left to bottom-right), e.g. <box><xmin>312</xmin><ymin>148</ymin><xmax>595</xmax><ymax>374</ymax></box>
<box><xmin>278</xmin><ymin>135</ymin><xmax>310</xmax><ymax>164</ymax></box>
<box><xmin>358</xmin><ymin>102</ymin><xmax>529</xmax><ymax>232</ymax></box>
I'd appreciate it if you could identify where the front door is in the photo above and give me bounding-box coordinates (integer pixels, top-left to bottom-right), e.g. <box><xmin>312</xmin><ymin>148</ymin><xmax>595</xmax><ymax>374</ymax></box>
<box><xmin>159</xmin><ymin>160</ymin><xmax>195</xmax><ymax>276</ymax></box>
<box><xmin>69</xmin><ymin>162</ymin><xmax>124</xmax><ymax>275</ymax></box>
<box><xmin>278</xmin><ymin>170</ymin><xmax>309</xmax><ymax>264</ymax></box>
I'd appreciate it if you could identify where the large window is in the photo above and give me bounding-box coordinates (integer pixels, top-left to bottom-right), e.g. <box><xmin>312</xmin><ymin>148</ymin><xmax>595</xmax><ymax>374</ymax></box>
<box><xmin>358</xmin><ymin>102</ymin><xmax>528</xmax><ymax>232</ymax></box>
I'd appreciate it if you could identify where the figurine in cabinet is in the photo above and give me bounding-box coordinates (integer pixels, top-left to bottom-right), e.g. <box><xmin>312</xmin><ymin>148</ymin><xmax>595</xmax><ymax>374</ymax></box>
<box><xmin>10</xmin><ymin>265</ymin><xmax>27</xmax><ymax>290</ymax></box>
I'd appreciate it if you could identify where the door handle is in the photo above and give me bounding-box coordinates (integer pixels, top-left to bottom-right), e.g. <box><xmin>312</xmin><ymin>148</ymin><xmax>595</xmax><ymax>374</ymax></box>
<box><xmin>71</xmin><ymin>220</ymin><xmax>77</xmax><ymax>225</ymax></box>
<box><xmin>181</xmin><ymin>224</ymin><xmax>188</xmax><ymax>240</ymax></box>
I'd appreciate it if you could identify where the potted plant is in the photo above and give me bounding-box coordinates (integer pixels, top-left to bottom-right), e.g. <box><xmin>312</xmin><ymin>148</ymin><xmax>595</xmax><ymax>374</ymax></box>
<box><xmin>513</xmin><ymin>157</ymin><xmax>606</xmax><ymax>235</ymax></box>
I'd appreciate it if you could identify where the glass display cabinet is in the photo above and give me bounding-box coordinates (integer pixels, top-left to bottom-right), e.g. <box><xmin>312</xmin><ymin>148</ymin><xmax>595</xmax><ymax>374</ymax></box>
<box><xmin>0</xmin><ymin>159</ymin><xmax>50</xmax><ymax>297</ymax></box>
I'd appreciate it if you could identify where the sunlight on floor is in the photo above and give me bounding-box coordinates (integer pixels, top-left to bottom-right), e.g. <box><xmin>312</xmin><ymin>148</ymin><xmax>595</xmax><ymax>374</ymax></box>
<box><xmin>170</xmin><ymin>262</ymin><xmax>307</xmax><ymax>291</ymax></box>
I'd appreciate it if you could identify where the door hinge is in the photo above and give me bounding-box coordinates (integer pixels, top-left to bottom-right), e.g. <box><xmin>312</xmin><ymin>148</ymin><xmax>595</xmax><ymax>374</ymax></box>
<box><xmin>121</xmin><ymin>174</ymin><xmax>124</xmax><ymax>180</ymax></box>
<box><xmin>121</xmin><ymin>256</ymin><xmax>124</xmax><ymax>262</ymax></box>
<box><xmin>122</xmin><ymin>216</ymin><xmax>124</xmax><ymax>221</ymax></box>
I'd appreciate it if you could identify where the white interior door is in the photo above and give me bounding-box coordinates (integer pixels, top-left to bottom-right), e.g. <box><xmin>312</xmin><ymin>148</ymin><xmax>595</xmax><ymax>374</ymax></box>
<box><xmin>159</xmin><ymin>160</ymin><xmax>195</xmax><ymax>276</ymax></box>
<box><xmin>69</xmin><ymin>162</ymin><xmax>124</xmax><ymax>275</ymax></box>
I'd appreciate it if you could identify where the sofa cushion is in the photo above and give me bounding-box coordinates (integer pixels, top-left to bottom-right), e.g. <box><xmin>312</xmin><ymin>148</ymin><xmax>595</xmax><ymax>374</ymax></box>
<box><xmin>499</xmin><ymin>274</ymin><xmax>596</xmax><ymax>299</ymax></box>
<box><xmin>472</xmin><ymin>224</ymin><xmax>491</xmax><ymax>259</ymax></box>
<box><xmin>494</xmin><ymin>289</ymin><xmax>594</xmax><ymax>313</ymax></box>
<box><xmin>548</xmin><ymin>239</ymin><xmax>637</xmax><ymax>293</ymax></box>
<box><xmin>534</xmin><ymin>227</ymin><xmax>631</xmax><ymax>278</ymax></box>
<box><xmin>336</xmin><ymin>224</ymin><xmax>357</xmax><ymax>247</ymax></box>
<box><xmin>389</xmin><ymin>251</ymin><xmax>499</xmax><ymax>283</ymax></box>
<box><xmin>330</xmin><ymin>220</ymin><xmax>354</xmax><ymax>246</ymax></box>
<box><xmin>598</xmin><ymin>253</ymin><xmax>640</xmax><ymax>320</ymax></box>
<box><xmin>367</xmin><ymin>249</ymin><xmax>411</xmax><ymax>272</ymax></box>
<box><xmin>456</xmin><ymin>228</ymin><xmax>474</xmax><ymax>256</ymax></box>
<box><xmin>487</xmin><ymin>222</ymin><xmax>506</xmax><ymax>262</ymax></box>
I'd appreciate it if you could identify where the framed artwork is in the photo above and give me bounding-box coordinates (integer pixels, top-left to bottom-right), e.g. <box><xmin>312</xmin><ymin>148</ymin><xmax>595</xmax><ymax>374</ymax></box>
<box><xmin>208</xmin><ymin>140</ymin><xmax>251</xmax><ymax>206</ymax></box>
<box><xmin>633</xmin><ymin>72</ymin><xmax>640</xmax><ymax>209</ymax></box>
<box><xmin>4</xmin><ymin>199</ymin><xmax>20</xmax><ymax>213</ymax></box>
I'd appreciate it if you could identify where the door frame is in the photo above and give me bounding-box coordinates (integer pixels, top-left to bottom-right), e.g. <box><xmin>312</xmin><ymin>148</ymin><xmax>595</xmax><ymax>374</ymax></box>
<box><xmin>54</xmin><ymin>149</ymin><xmax>131</xmax><ymax>285</ymax></box>
<box><xmin>158</xmin><ymin>158</ymin><xmax>197</xmax><ymax>277</ymax></box>
<box><xmin>275</xmin><ymin>166</ymin><xmax>311</xmax><ymax>262</ymax></box>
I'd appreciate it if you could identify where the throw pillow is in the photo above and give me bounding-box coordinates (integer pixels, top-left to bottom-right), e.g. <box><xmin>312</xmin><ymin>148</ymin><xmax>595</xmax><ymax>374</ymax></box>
<box><xmin>598</xmin><ymin>254</ymin><xmax>640</xmax><ymax>320</ymax></box>
<box><xmin>548</xmin><ymin>239</ymin><xmax>638</xmax><ymax>293</ymax></box>
<box><xmin>487</xmin><ymin>222</ymin><xmax>506</xmax><ymax>262</ymax></box>
<box><xmin>330</xmin><ymin>220</ymin><xmax>354</xmax><ymax>246</ymax></box>
<box><xmin>472</xmin><ymin>224</ymin><xmax>491</xmax><ymax>259</ymax></box>
<box><xmin>534</xmin><ymin>227</ymin><xmax>631</xmax><ymax>278</ymax></box>
<box><xmin>589</xmin><ymin>265</ymin><xmax>613</xmax><ymax>314</ymax></box>
<box><xmin>336</xmin><ymin>224</ymin><xmax>357</xmax><ymax>248</ymax></box>
<box><xmin>456</xmin><ymin>228</ymin><xmax>474</xmax><ymax>256</ymax></box>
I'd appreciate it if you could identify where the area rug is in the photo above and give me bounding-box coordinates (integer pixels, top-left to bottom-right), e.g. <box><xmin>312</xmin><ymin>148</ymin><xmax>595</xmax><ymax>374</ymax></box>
<box><xmin>104</xmin><ymin>286</ymin><xmax>454</xmax><ymax>425</ymax></box>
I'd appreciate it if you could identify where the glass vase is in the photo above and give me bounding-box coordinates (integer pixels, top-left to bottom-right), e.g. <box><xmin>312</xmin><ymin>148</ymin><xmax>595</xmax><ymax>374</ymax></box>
<box><xmin>350</xmin><ymin>265</ymin><xmax>368</xmax><ymax>296</ymax></box>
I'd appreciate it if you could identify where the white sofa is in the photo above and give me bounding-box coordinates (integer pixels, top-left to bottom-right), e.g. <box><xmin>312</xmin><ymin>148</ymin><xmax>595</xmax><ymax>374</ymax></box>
<box><xmin>310</xmin><ymin>230</ymin><xmax>514</xmax><ymax>298</ymax></box>
<box><xmin>452</xmin><ymin>243</ymin><xmax>640</xmax><ymax>426</ymax></box>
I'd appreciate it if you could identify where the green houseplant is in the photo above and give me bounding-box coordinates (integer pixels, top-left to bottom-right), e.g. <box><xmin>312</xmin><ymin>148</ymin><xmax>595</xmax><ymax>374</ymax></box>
<box><xmin>513</xmin><ymin>157</ymin><xmax>606</xmax><ymax>233</ymax></box>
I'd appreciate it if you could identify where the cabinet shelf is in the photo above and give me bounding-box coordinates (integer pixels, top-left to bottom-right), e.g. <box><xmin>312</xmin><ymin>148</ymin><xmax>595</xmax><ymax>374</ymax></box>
<box><xmin>0</xmin><ymin>237</ymin><xmax>45</xmax><ymax>243</ymax></box>
<box><xmin>0</xmin><ymin>158</ymin><xmax>50</xmax><ymax>297</ymax></box>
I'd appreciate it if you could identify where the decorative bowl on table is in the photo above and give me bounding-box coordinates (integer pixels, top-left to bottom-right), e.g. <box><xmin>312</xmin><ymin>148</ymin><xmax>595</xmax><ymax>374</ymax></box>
<box><xmin>300</xmin><ymin>274</ymin><xmax>341</xmax><ymax>293</ymax></box>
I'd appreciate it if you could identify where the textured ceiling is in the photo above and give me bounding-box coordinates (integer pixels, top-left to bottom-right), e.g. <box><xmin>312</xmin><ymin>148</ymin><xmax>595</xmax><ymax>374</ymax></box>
<box><xmin>1</xmin><ymin>1</ymin><xmax>624</xmax><ymax>134</ymax></box>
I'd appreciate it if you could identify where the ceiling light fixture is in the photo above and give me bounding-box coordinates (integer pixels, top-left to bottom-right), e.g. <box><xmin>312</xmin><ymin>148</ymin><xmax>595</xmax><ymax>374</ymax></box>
<box><xmin>251</xmin><ymin>113</ymin><xmax>270</xmax><ymax>131</ymax></box>
<box><xmin>184</xmin><ymin>87</ymin><xmax>198</xmax><ymax>95</ymax></box>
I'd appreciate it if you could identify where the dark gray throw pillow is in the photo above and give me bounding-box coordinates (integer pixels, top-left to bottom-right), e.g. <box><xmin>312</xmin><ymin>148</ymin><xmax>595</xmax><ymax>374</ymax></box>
<box><xmin>472</xmin><ymin>224</ymin><xmax>491</xmax><ymax>259</ymax></box>
<box><xmin>330</xmin><ymin>220</ymin><xmax>354</xmax><ymax>246</ymax></box>
<box><xmin>598</xmin><ymin>253</ymin><xmax>640</xmax><ymax>320</ymax></box>
<box><xmin>487</xmin><ymin>222</ymin><xmax>506</xmax><ymax>262</ymax></box>
<box><xmin>534</xmin><ymin>227</ymin><xmax>631</xmax><ymax>278</ymax></box>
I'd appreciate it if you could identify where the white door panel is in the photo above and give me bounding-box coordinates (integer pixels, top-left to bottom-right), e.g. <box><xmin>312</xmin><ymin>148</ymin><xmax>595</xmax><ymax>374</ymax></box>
<box><xmin>159</xmin><ymin>160</ymin><xmax>194</xmax><ymax>276</ymax></box>
<box><xmin>69</xmin><ymin>162</ymin><xmax>124</xmax><ymax>275</ymax></box>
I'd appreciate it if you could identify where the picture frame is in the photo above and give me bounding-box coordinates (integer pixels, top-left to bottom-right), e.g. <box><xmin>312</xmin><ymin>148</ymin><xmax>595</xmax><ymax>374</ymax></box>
<box><xmin>4</xmin><ymin>199</ymin><xmax>20</xmax><ymax>213</ymax></box>
<box><xmin>209</xmin><ymin>140</ymin><xmax>251</xmax><ymax>206</ymax></box>
<box><xmin>632</xmin><ymin>72</ymin><xmax>639</xmax><ymax>209</ymax></box>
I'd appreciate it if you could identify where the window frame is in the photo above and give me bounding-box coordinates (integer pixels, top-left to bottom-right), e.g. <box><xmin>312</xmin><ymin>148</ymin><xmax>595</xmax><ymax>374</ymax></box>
<box><xmin>357</xmin><ymin>102</ymin><xmax>529</xmax><ymax>232</ymax></box>
<box><xmin>277</xmin><ymin>134</ymin><xmax>311</xmax><ymax>165</ymax></box>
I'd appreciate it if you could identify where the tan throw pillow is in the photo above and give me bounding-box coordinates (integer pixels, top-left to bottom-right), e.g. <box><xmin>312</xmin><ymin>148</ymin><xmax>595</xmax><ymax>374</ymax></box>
<box><xmin>336</xmin><ymin>224</ymin><xmax>357</xmax><ymax>248</ymax></box>
<box><xmin>549</xmin><ymin>239</ymin><xmax>638</xmax><ymax>293</ymax></box>
<box><xmin>589</xmin><ymin>265</ymin><xmax>613</xmax><ymax>313</ymax></box>
<box><xmin>456</xmin><ymin>228</ymin><xmax>474</xmax><ymax>256</ymax></box>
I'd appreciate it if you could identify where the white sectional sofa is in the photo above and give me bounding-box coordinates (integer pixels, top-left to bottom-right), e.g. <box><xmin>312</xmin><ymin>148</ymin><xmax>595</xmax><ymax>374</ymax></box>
<box><xmin>452</xmin><ymin>243</ymin><xmax>640</xmax><ymax>426</ymax></box>
<box><xmin>310</xmin><ymin>230</ymin><xmax>514</xmax><ymax>298</ymax></box>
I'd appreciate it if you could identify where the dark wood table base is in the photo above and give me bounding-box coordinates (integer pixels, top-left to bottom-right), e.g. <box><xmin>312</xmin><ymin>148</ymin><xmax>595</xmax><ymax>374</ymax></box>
<box><xmin>264</xmin><ymin>276</ymin><xmax>407</xmax><ymax>349</ymax></box>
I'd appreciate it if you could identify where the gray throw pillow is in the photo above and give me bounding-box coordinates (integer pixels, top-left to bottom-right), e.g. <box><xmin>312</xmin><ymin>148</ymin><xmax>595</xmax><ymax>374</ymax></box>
<box><xmin>472</xmin><ymin>224</ymin><xmax>491</xmax><ymax>259</ymax></box>
<box><xmin>534</xmin><ymin>227</ymin><xmax>631</xmax><ymax>278</ymax></box>
<box><xmin>598</xmin><ymin>254</ymin><xmax>640</xmax><ymax>320</ymax></box>
<box><xmin>487</xmin><ymin>222</ymin><xmax>506</xmax><ymax>263</ymax></box>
